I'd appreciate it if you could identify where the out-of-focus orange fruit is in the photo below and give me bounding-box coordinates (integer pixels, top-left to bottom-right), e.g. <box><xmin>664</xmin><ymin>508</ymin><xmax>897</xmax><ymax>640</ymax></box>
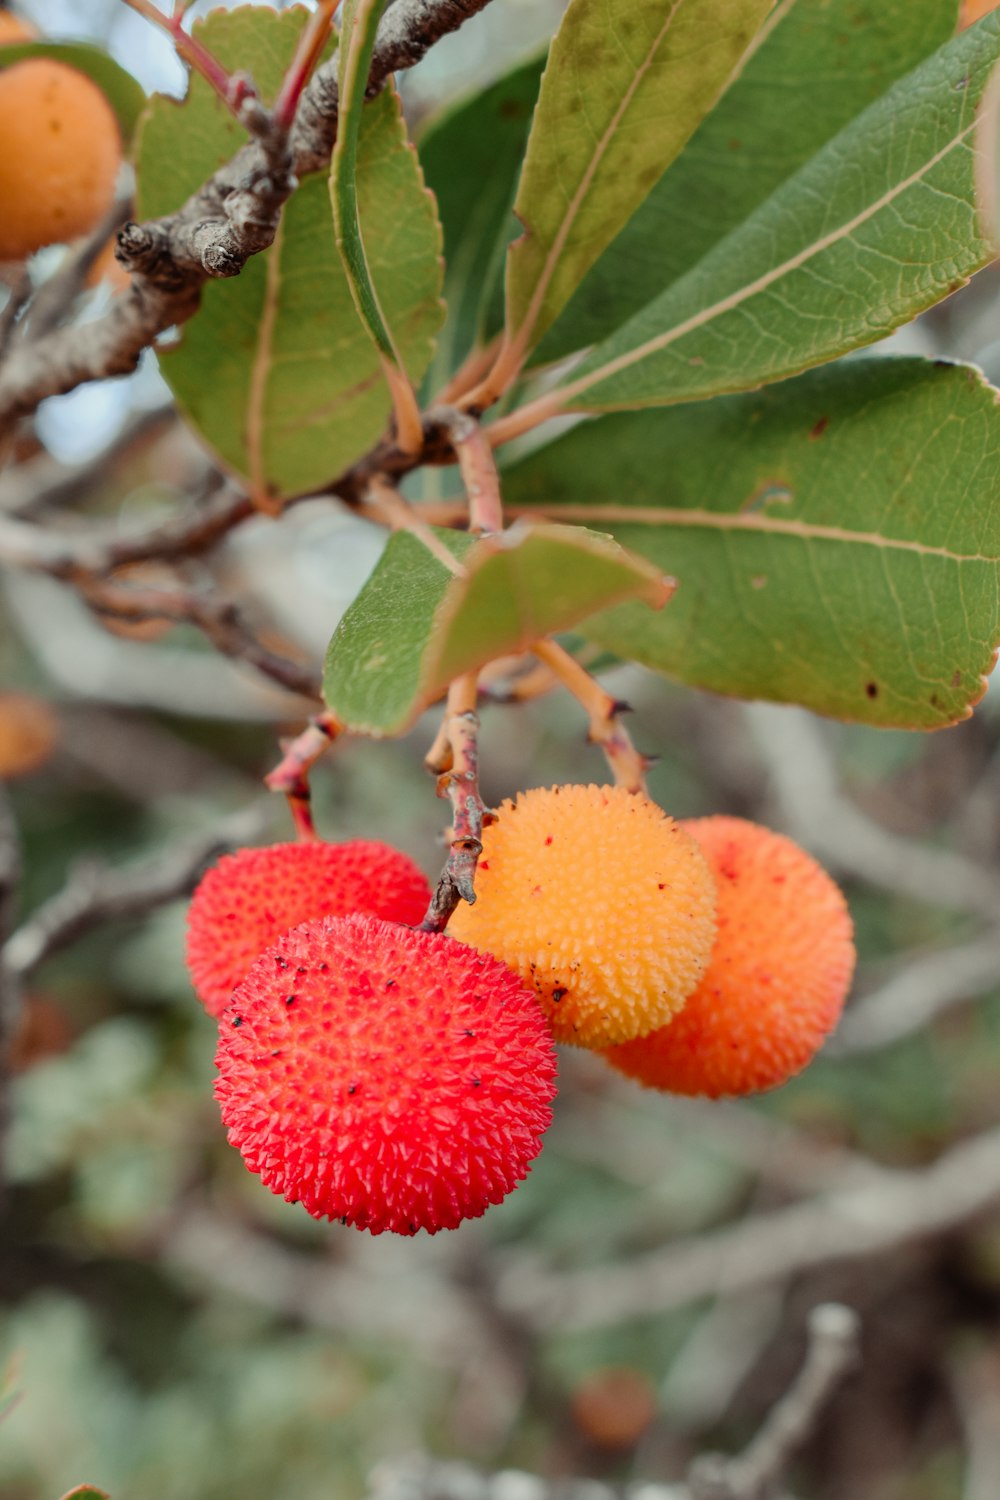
<box><xmin>571</xmin><ymin>1367</ymin><xmax>658</xmax><ymax>1450</ymax></box>
<box><xmin>0</xmin><ymin>692</ymin><xmax>58</xmax><ymax>778</ymax></box>
<box><xmin>0</xmin><ymin>59</ymin><xmax>122</xmax><ymax>259</ymax></box>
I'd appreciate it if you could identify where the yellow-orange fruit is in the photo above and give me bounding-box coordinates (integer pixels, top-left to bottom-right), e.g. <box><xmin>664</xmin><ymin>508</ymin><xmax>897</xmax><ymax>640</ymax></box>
<box><xmin>447</xmin><ymin>784</ymin><xmax>717</xmax><ymax>1047</ymax></box>
<box><xmin>603</xmin><ymin>817</ymin><xmax>855</xmax><ymax>1097</ymax></box>
<box><xmin>0</xmin><ymin>59</ymin><xmax>121</xmax><ymax>260</ymax></box>
<box><xmin>0</xmin><ymin>12</ymin><xmax>36</xmax><ymax>43</ymax></box>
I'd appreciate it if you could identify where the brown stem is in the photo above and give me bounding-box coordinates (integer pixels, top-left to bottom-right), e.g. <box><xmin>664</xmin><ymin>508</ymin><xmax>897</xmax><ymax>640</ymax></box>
<box><xmin>77</xmin><ymin>578</ymin><xmax>321</xmax><ymax>700</ymax></box>
<box><xmin>431</xmin><ymin>407</ymin><xmax>504</xmax><ymax>534</ymax></box>
<box><xmin>532</xmin><ymin>637</ymin><xmax>651</xmax><ymax>794</ymax></box>
<box><xmin>421</xmin><ymin>672</ymin><xmax>492</xmax><ymax>932</ymax></box>
<box><xmin>264</xmin><ymin>712</ymin><xmax>343</xmax><ymax>840</ymax></box>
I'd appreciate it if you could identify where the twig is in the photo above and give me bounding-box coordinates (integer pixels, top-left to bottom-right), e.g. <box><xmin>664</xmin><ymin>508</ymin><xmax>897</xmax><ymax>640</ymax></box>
<box><xmin>431</xmin><ymin>406</ymin><xmax>504</xmax><ymax>534</ymax></box>
<box><xmin>532</xmin><ymin>637</ymin><xmax>652</xmax><ymax>794</ymax></box>
<box><xmin>744</xmin><ymin>704</ymin><xmax>1000</xmax><ymax>922</ymax></box>
<box><xmin>25</xmin><ymin>194</ymin><xmax>133</xmax><ymax>341</ymax></box>
<box><xmin>0</xmin><ymin>484</ymin><xmax>253</xmax><ymax>572</ymax></box>
<box><xmin>0</xmin><ymin>270</ymin><xmax>31</xmax><ymax>361</ymax></box>
<box><xmin>361</xmin><ymin>476</ymin><xmax>467</xmax><ymax>576</ymax></box>
<box><xmin>264</xmin><ymin>711</ymin><xmax>343</xmax><ymax>839</ymax></box>
<box><xmin>421</xmin><ymin>672</ymin><xmax>492</xmax><ymax>932</ymax></box>
<box><xmin>76</xmin><ymin>577</ymin><xmax>322</xmax><ymax>701</ymax></box>
<box><xmin>0</xmin><ymin>802</ymin><xmax>267</xmax><ymax>992</ymax></box>
<box><xmin>833</xmin><ymin>932</ymin><xmax>1000</xmax><ymax>1056</ymax></box>
<box><xmin>688</xmin><ymin>1304</ymin><xmax>860</xmax><ymax>1500</ymax></box>
<box><xmin>949</xmin><ymin>1348</ymin><xmax>1000</xmax><ymax>1500</ymax></box>
<box><xmin>121</xmin><ymin>0</ymin><xmax>261</xmax><ymax>117</ymax></box>
<box><xmin>478</xmin><ymin>657</ymin><xmax>558</xmax><ymax>705</ymax></box>
<box><xmin>493</xmin><ymin>1121</ymin><xmax>1000</xmax><ymax>1333</ymax></box>
<box><xmin>0</xmin><ymin>403</ymin><xmax>177</xmax><ymax>517</ymax></box>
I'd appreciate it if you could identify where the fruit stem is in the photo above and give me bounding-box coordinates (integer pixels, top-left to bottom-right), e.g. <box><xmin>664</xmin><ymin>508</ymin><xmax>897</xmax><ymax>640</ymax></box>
<box><xmin>265</xmin><ymin>711</ymin><xmax>343</xmax><ymax>840</ymax></box>
<box><xmin>532</xmin><ymin>637</ymin><xmax>651</xmax><ymax>795</ymax></box>
<box><xmin>421</xmin><ymin>672</ymin><xmax>493</xmax><ymax>932</ymax></box>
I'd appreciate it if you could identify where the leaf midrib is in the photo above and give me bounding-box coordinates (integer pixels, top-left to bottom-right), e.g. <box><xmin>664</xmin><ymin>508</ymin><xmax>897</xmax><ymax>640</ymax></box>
<box><xmin>508</xmin><ymin>501</ymin><xmax>1000</xmax><ymax>563</ymax></box>
<box><xmin>555</xmin><ymin>112</ymin><xmax>979</xmax><ymax>406</ymax></box>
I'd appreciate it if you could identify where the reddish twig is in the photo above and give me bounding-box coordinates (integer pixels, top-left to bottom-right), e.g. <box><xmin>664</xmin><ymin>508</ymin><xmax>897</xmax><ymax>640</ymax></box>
<box><xmin>264</xmin><ymin>712</ymin><xmax>344</xmax><ymax>840</ymax></box>
<box><xmin>531</xmin><ymin>637</ymin><xmax>652</xmax><ymax>794</ymax></box>
<box><xmin>421</xmin><ymin>672</ymin><xmax>493</xmax><ymax>932</ymax></box>
<box><xmin>121</xmin><ymin>0</ymin><xmax>259</xmax><ymax>118</ymax></box>
<box><xmin>274</xmin><ymin>0</ymin><xmax>338</xmax><ymax>128</ymax></box>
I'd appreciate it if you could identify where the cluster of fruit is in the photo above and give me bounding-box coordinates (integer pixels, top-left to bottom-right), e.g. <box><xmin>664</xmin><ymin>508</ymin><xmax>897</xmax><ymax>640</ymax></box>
<box><xmin>0</xmin><ymin>12</ymin><xmax>123</xmax><ymax>262</ymax></box>
<box><xmin>187</xmin><ymin>785</ymin><xmax>855</xmax><ymax>1237</ymax></box>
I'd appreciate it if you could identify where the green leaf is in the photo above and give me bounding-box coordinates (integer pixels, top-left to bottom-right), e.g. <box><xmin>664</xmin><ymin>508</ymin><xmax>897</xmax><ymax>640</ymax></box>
<box><xmin>332</xmin><ymin>0</ymin><xmax>409</xmax><ymax>371</ymax></box>
<box><xmin>418</xmin><ymin>52</ymin><xmax>544</xmax><ymax>380</ymax></box>
<box><xmin>0</xmin><ymin>41</ymin><xmax>146</xmax><ymax>142</ymax></box>
<box><xmin>538</xmin><ymin>15</ymin><xmax>1000</xmax><ymax>416</ymax></box>
<box><xmin>502</xmin><ymin>0</ymin><xmax>773</xmax><ymax>363</ymax></box>
<box><xmin>135</xmin><ymin>8</ymin><xmax>442</xmax><ymax>503</ymax></box>
<box><xmin>323</xmin><ymin>523</ymin><xmax>670</xmax><ymax>734</ymax></box>
<box><xmin>537</xmin><ymin>0</ymin><xmax>960</xmax><ymax>364</ymax></box>
<box><xmin>501</xmin><ymin>358</ymin><xmax>1000</xmax><ymax>729</ymax></box>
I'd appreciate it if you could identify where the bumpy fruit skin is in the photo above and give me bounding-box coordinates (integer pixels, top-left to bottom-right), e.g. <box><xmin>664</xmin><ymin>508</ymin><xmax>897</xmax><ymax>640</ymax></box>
<box><xmin>447</xmin><ymin>784</ymin><xmax>717</xmax><ymax>1047</ymax></box>
<box><xmin>0</xmin><ymin>59</ymin><xmax>121</xmax><ymax>259</ymax></box>
<box><xmin>603</xmin><ymin>816</ymin><xmax>855</xmax><ymax>1097</ymax></box>
<box><xmin>215</xmin><ymin>913</ymin><xmax>558</xmax><ymax>1235</ymax></box>
<box><xmin>186</xmin><ymin>839</ymin><xmax>432</xmax><ymax>1017</ymax></box>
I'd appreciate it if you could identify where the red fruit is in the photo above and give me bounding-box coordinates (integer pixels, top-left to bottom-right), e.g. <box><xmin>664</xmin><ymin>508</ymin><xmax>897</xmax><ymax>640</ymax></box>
<box><xmin>602</xmin><ymin>817</ymin><xmax>855</xmax><ymax>1097</ymax></box>
<box><xmin>215</xmin><ymin>914</ymin><xmax>558</xmax><ymax>1235</ymax></box>
<box><xmin>186</xmin><ymin>839</ymin><xmax>432</xmax><ymax>1016</ymax></box>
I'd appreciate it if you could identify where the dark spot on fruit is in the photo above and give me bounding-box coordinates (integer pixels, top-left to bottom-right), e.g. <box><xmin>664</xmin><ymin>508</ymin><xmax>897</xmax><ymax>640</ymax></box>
<box><xmin>276</xmin><ymin>956</ymin><xmax>289</xmax><ymax>970</ymax></box>
<box><xmin>551</xmin><ymin>987</ymin><xmax>567</xmax><ymax>1004</ymax></box>
<box><xmin>318</xmin><ymin>962</ymin><xmax>329</xmax><ymax>972</ymax></box>
<box><xmin>865</xmin><ymin>682</ymin><xmax>879</xmax><ymax>698</ymax></box>
<box><xmin>285</xmin><ymin>994</ymin><xmax>298</xmax><ymax>1007</ymax></box>
<box><xmin>348</xmin><ymin>1084</ymin><xmax>357</xmax><ymax>1095</ymax></box>
<box><xmin>231</xmin><ymin>1015</ymin><xmax>243</xmax><ymax>1027</ymax></box>
<box><xmin>471</xmin><ymin>1078</ymin><xmax>481</xmax><ymax>1087</ymax></box>
<box><xmin>385</xmin><ymin>979</ymin><xmax>396</xmax><ymax>989</ymax></box>
<box><xmin>464</xmin><ymin>1028</ymin><xmax>475</xmax><ymax>1037</ymax></box>
<box><xmin>809</xmin><ymin>415</ymin><xmax>829</xmax><ymax>440</ymax></box>
<box><xmin>545</xmin><ymin>836</ymin><xmax>553</xmax><ymax>846</ymax></box>
<box><xmin>657</xmin><ymin>882</ymin><xmax>665</xmax><ymax>890</ymax></box>
<box><xmin>271</xmin><ymin>1049</ymin><xmax>282</xmax><ymax>1057</ymax></box>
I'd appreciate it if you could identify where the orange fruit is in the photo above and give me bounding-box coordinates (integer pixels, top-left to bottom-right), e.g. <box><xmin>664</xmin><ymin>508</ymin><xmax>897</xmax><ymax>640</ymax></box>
<box><xmin>602</xmin><ymin>817</ymin><xmax>855</xmax><ymax>1097</ymax></box>
<box><xmin>0</xmin><ymin>58</ymin><xmax>121</xmax><ymax>259</ymax></box>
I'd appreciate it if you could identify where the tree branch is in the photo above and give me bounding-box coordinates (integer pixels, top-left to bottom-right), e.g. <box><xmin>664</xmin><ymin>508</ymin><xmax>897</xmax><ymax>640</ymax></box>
<box><xmin>493</xmin><ymin>1122</ymin><xmax>1000</xmax><ymax>1333</ymax></box>
<box><xmin>0</xmin><ymin>0</ymin><xmax>496</xmax><ymax>430</ymax></box>
<box><xmin>0</xmin><ymin>802</ymin><xmax>267</xmax><ymax>990</ymax></box>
